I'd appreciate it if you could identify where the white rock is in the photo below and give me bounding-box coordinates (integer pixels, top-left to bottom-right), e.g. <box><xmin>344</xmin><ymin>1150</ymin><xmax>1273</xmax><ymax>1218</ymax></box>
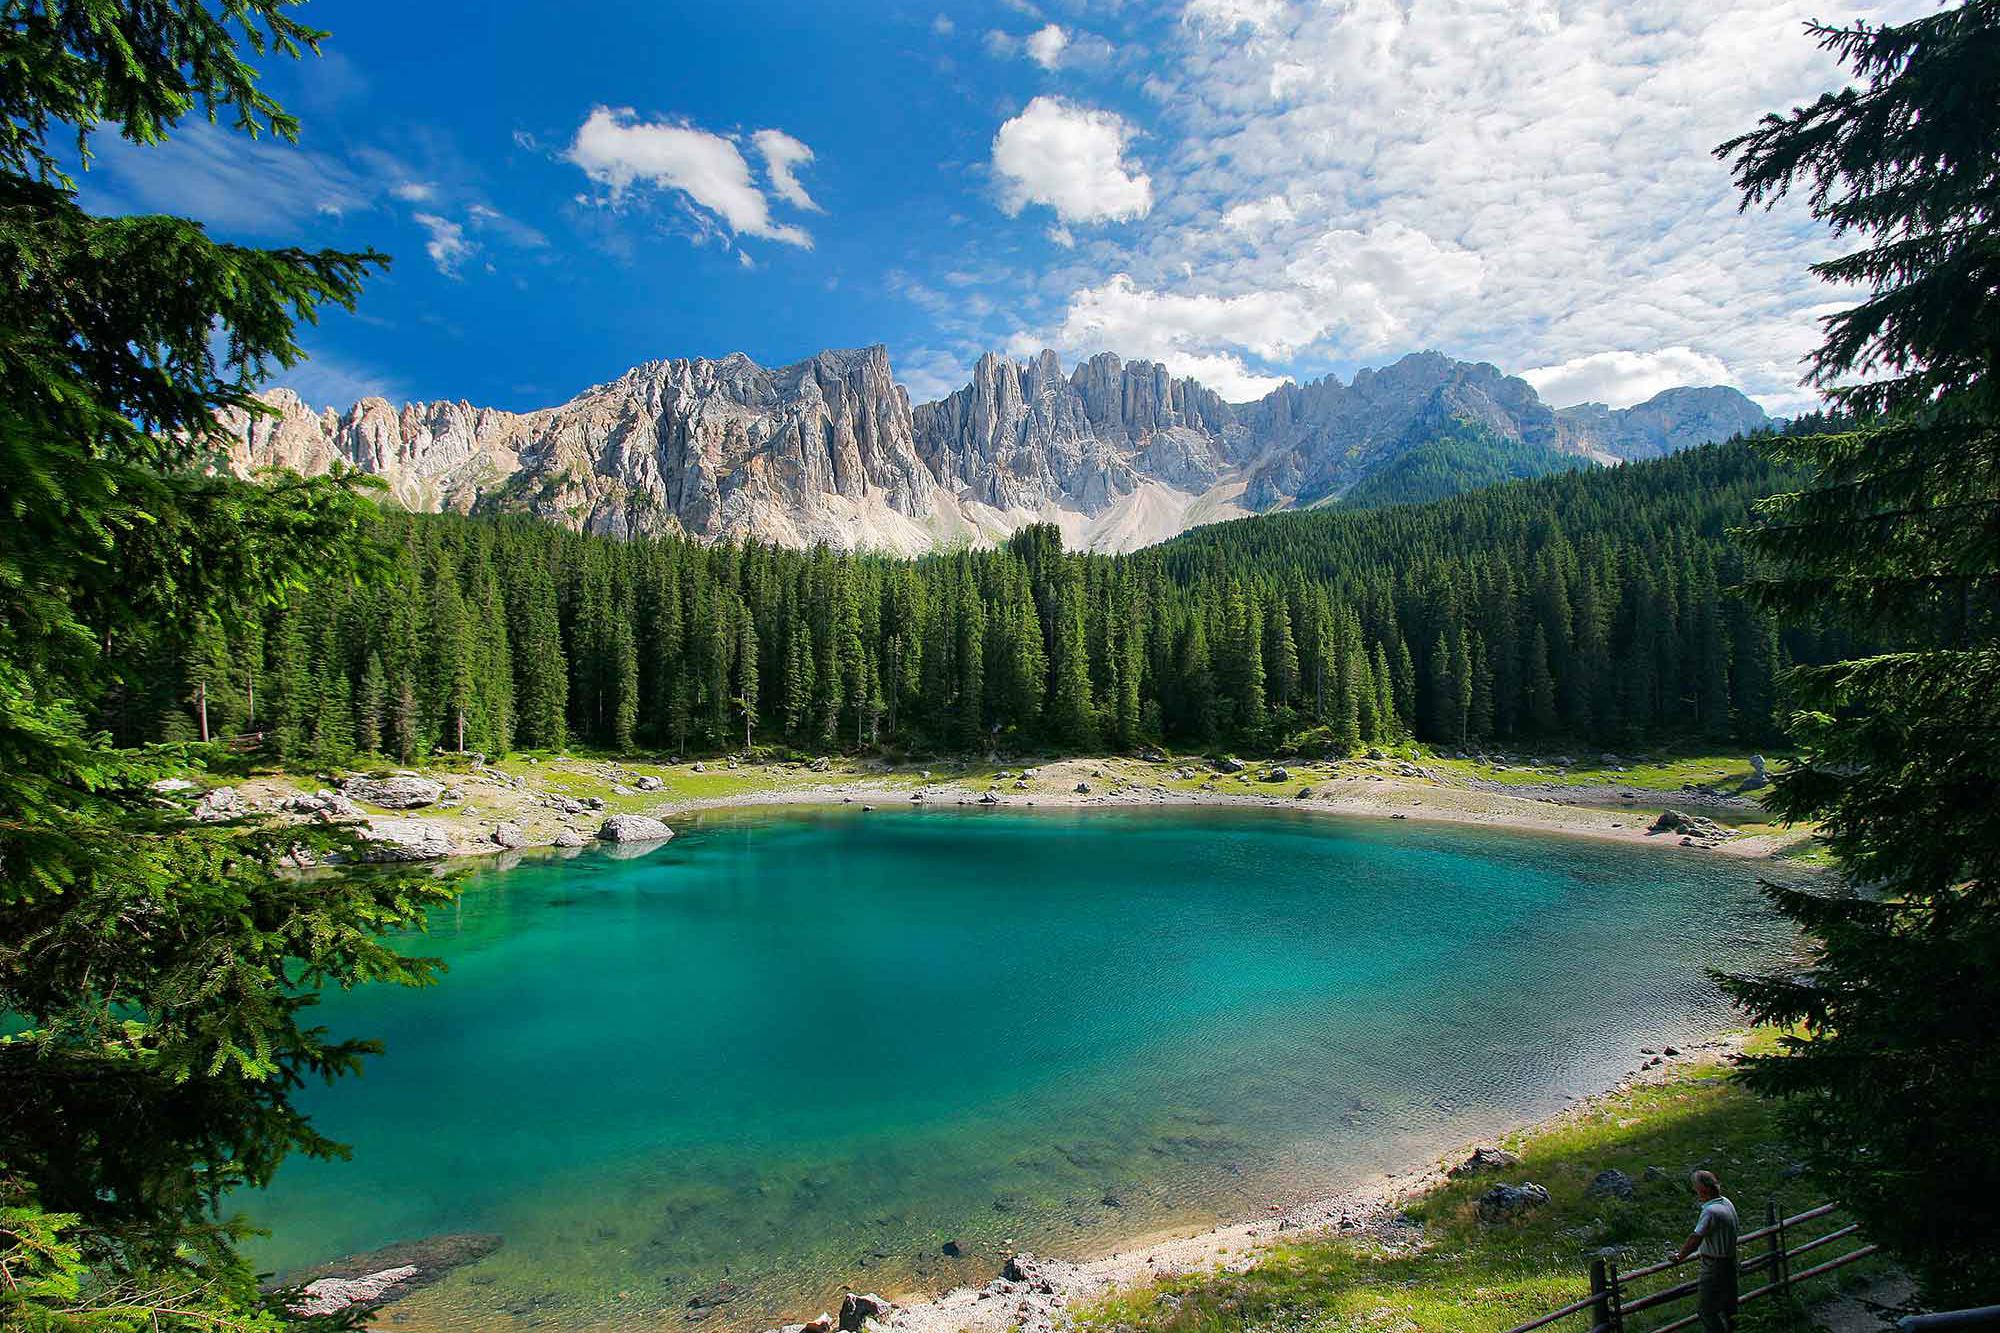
<box><xmin>596</xmin><ymin>814</ymin><xmax>674</xmax><ymax>844</ymax></box>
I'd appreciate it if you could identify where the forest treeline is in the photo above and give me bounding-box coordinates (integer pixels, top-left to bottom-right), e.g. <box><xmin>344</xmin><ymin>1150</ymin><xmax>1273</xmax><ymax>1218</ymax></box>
<box><xmin>113</xmin><ymin>431</ymin><xmax>1853</xmax><ymax>762</ymax></box>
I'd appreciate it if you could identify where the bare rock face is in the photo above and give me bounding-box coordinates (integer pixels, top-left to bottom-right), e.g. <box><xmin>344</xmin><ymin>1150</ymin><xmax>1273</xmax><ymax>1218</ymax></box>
<box><xmin>911</xmin><ymin>350</ymin><xmax>1240</xmax><ymax>515</ymax></box>
<box><xmin>1556</xmin><ymin>385</ymin><xmax>1770</xmax><ymax>461</ymax></box>
<box><xmin>220</xmin><ymin>346</ymin><xmax>1765</xmax><ymax>554</ymax></box>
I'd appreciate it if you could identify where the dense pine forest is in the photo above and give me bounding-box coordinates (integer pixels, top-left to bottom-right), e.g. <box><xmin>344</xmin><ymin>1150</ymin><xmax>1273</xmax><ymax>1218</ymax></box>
<box><xmin>108</xmin><ymin>434</ymin><xmax>1849</xmax><ymax>763</ymax></box>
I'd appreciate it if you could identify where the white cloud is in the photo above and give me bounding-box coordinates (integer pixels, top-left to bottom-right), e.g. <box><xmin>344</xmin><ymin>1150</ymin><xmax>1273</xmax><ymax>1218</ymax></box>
<box><xmin>1284</xmin><ymin>221</ymin><xmax>1485</xmax><ymax>349</ymax></box>
<box><xmin>391</xmin><ymin>180</ymin><xmax>438</xmax><ymax>203</ymax></box>
<box><xmin>564</xmin><ymin>106</ymin><xmax>815</xmax><ymax>249</ymax></box>
<box><xmin>467</xmin><ymin>202</ymin><xmax>549</xmax><ymax>250</ymax></box>
<box><xmin>992</xmin><ymin>97</ymin><xmax>1152</xmax><ymax>225</ymax></box>
<box><xmin>1026</xmin><ymin>24</ymin><xmax>1069</xmax><ymax>68</ymax></box>
<box><xmin>931</xmin><ymin>13</ymin><xmax>955</xmax><ymax>35</ymax></box>
<box><xmin>1522</xmin><ymin>347</ymin><xmax>1736</xmax><ymax>409</ymax></box>
<box><xmin>1031</xmin><ymin>274</ymin><xmax>1313</xmax><ymax>398</ymax></box>
<box><xmin>1221</xmin><ymin>193</ymin><xmax>1294</xmax><ymax>233</ymax></box>
<box><xmin>752</xmin><ymin>129</ymin><xmax>821</xmax><ymax>212</ymax></box>
<box><xmin>412</xmin><ymin>212</ymin><xmax>475</xmax><ymax>276</ymax></box>
<box><xmin>1183</xmin><ymin>0</ymin><xmax>1284</xmax><ymax>33</ymax></box>
<box><xmin>896</xmin><ymin>346</ymin><xmax>975</xmax><ymax>403</ymax></box>
<box><xmin>956</xmin><ymin>0</ymin><xmax>1932</xmax><ymax>413</ymax></box>
<box><xmin>271</xmin><ymin>348</ymin><xmax>411</xmax><ymax>412</ymax></box>
<box><xmin>80</xmin><ymin>120</ymin><xmax>370</xmax><ymax>233</ymax></box>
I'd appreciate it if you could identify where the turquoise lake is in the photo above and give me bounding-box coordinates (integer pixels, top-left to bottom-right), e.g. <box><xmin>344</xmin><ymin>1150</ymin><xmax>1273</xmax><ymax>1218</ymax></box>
<box><xmin>249</xmin><ymin>806</ymin><xmax>1792</xmax><ymax>1332</ymax></box>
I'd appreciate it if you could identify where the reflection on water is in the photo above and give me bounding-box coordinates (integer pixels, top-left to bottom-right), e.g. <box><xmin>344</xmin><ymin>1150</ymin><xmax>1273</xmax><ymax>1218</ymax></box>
<box><xmin>248</xmin><ymin>806</ymin><xmax>1791</xmax><ymax>1332</ymax></box>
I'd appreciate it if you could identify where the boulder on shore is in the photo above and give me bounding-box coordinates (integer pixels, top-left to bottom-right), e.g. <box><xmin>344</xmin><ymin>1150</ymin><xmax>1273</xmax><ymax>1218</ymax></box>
<box><xmin>597</xmin><ymin>814</ymin><xmax>674</xmax><ymax>844</ymax></box>
<box><xmin>1448</xmin><ymin>1146</ymin><xmax>1521</xmax><ymax>1178</ymax></box>
<box><xmin>552</xmin><ymin>828</ymin><xmax>588</xmax><ymax>848</ymax></box>
<box><xmin>635</xmin><ymin>774</ymin><xmax>664</xmax><ymax>791</ymax></box>
<box><xmin>1588</xmin><ymin>1168</ymin><xmax>1637</xmax><ymax>1200</ymax></box>
<box><xmin>837</xmin><ymin>1292</ymin><xmax>892</xmax><ymax>1331</ymax></box>
<box><xmin>1476</xmin><ymin>1182</ymin><xmax>1551</xmax><ymax>1222</ymax></box>
<box><xmin>491</xmin><ymin>822</ymin><xmax>526</xmax><ymax>850</ymax></box>
<box><xmin>1649</xmin><ymin>808</ymin><xmax>1732</xmax><ymax>840</ymax></box>
<box><xmin>361</xmin><ymin>819</ymin><xmax>455</xmax><ymax>862</ymax></box>
<box><xmin>342</xmin><ymin>775</ymin><xmax>445</xmax><ymax>810</ymax></box>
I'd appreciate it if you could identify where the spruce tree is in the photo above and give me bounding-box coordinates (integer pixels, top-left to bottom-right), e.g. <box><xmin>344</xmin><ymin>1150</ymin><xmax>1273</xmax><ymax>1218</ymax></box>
<box><xmin>735</xmin><ymin>603</ymin><xmax>759</xmax><ymax>753</ymax></box>
<box><xmin>1717</xmin><ymin>1</ymin><xmax>2000</xmax><ymax>1298</ymax></box>
<box><xmin>357</xmin><ymin>650</ymin><xmax>388</xmax><ymax>754</ymax></box>
<box><xmin>0</xmin><ymin>8</ymin><xmax>454</xmax><ymax>1327</ymax></box>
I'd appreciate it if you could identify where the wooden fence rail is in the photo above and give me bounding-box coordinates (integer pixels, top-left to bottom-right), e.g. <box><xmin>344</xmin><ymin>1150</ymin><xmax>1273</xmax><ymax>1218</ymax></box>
<box><xmin>1503</xmin><ymin>1200</ymin><xmax>1878</xmax><ymax>1333</ymax></box>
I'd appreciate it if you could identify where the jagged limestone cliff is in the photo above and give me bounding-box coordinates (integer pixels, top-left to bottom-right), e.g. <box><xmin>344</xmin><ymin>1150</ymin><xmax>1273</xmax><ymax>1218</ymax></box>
<box><xmin>221</xmin><ymin>346</ymin><xmax>1768</xmax><ymax>553</ymax></box>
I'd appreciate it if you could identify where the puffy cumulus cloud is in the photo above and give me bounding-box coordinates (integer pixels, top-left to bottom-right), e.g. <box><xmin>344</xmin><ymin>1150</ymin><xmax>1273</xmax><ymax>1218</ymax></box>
<box><xmin>412</xmin><ymin>212</ymin><xmax>475</xmax><ymax>276</ymax></box>
<box><xmin>1522</xmin><ymin>347</ymin><xmax>1736</xmax><ymax>409</ymax></box>
<box><xmin>1026</xmin><ymin>23</ymin><xmax>1069</xmax><ymax>68</ymax></box>
<box><xmin>565</xmin><ymin>107</ymin><xmax>815</xmax><ymax>248</ymax></box>
<box><xmin>1038</xmin><ymin>274</ymin><xmax>1316</xmax><ymax>399</ymax></box>
<box><xmin>992</xmin><ymin>97</ymin><xmax>1153</xmax><ymax>225</ymax></box>
<box><xmin>1283</xmin><ymin>222</ymin><xmax>1485</xmax><ymax>349</ymax></box>
<box><xmin>1023</xmin><ymin>222</ymin><xmax>1478</xmax><ymax>397</ymax></box>
<box><xmin>970</xmin><ymin>0</ymin><xmax>1932</xmax><ymax>413</ymax></box>
<box><xmin>752</xmin><ymin>129</ymin><xmax>821</xmax><ymax>212</ymax></box>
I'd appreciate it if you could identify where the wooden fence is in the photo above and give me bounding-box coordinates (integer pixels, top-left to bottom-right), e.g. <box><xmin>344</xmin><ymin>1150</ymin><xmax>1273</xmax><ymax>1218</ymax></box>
<box><xmin>1503</xmin><ymin>1200</ymin><xmax>1879</xmax><ymax>1333</ymax></box>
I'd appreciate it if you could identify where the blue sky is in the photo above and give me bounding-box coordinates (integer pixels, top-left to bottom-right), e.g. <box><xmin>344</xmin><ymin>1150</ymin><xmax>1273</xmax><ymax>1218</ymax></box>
<box><xmin>77</xmin><ymin>0</ymin><xmax>1927</xmax><ymax>415</ymax></box>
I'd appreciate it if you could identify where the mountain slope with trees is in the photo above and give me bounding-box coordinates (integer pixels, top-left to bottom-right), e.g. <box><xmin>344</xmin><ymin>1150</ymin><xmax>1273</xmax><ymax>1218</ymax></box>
<box><xmin>111</xmin><ymin>434</ymin><xmax>1843</xmax><ymax>767</ymax></box>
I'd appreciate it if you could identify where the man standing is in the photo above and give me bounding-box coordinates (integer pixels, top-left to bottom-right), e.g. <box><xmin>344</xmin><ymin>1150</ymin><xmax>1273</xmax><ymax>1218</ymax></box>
<box><xmin>1675</xmin><ymin>1170</ymin><xmax>1740</xmax><ymax>1332</ymax></box>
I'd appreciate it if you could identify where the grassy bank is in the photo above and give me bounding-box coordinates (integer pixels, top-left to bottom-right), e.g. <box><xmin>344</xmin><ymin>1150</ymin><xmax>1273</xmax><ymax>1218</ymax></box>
<box><xmin>1078</xmin><ymin>1037</ymin><xmax>1882</xmax><ymax>1333</ymax></box>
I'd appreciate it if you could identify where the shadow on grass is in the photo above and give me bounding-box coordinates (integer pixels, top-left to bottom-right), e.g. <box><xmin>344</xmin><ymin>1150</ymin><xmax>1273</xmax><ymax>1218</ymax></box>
<box><xmin>1081</xmin><ymin>1057</ymin><xmax>1885</xmax><ymax>1333</ymax></box>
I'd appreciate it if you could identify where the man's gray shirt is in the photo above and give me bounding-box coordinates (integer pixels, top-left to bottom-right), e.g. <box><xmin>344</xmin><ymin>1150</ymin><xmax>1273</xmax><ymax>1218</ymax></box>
<box><xmin>1696</xmin><ymin>1196</ymin><xmax>1740</xmax><ymax>1261</ymax></box>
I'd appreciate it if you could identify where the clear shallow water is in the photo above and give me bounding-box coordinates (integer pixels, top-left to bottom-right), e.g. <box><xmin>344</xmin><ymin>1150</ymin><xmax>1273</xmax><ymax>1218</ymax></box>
<box><xmin>248</xmin><ymin>806</ymin><xmax>1790</xmax><ymax>1332</ymax></box>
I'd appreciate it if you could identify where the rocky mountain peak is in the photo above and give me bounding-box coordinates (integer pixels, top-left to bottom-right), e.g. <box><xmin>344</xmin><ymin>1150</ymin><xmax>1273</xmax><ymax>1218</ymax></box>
<box><xmin>220</xmin><ymin>345</ymin><xmax>1768</xmax><ymax>554</ymax></box>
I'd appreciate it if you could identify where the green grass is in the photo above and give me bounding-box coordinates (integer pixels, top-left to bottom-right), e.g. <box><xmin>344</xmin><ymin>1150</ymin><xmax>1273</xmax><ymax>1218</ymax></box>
<box><xmin>1420</xmin><ymin>749</ymin><xmax>1786</xmax><ymax>794</ymax></box>
<box><xmin>1080</xmin><ymin>1036</ymin><xmax>1885</xmax><ymax>1333</ymax></box>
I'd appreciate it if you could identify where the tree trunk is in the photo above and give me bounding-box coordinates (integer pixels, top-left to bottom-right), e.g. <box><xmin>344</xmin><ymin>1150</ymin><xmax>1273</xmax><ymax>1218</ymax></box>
<box><xmin>196</xmin><ymin>679</ymin><xmax>209</xmax><ymax>743</ymax></box>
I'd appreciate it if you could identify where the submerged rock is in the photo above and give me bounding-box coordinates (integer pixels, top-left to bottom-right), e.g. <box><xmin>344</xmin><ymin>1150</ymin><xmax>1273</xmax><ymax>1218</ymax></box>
<box><xmin>275</xmin><ymin>1232</ymin><xmax>501</xmax><ymax>1317</ymax></box>
<box><xmin>290</xmin><ymin>1266</ymin><xmax>419</xmax><ymax>1317</ymax></box>
<box><xmin>598</xmin><ymin>814</ymin><xmax>674</xmax><ymax>844</ymax></box>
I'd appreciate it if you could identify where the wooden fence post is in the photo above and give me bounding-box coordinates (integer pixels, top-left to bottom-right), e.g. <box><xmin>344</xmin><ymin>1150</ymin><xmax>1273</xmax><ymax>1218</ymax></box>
<box><xmin>1770</xmin><ymin>1199</ymin><xmax>1789</xmax><ymax>1294</ymax></box>
<box><xmin>1589</xmin><ymin>1257</ymin><xmax>1611</xmax><ymax>1332</ymax></box>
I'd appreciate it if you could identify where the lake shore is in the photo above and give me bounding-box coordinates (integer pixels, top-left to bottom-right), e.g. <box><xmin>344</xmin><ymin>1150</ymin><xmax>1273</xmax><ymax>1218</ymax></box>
<box><xmin>869</xmin><ymin>1033</ymin><xmax>1751</xmax><ymax>1333</ymax></box>
<box><xmin>202</xmin><ymin>748</ymin><xmax>1812</xmax><ymax>866</ymax></box>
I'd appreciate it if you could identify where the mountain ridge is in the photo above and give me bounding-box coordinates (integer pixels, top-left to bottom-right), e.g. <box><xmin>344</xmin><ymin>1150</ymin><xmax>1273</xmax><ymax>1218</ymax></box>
<box><xmin>220</xmin><ymin>345</ymin><xmax>1770</xmax><ymax>553</ymax></box>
